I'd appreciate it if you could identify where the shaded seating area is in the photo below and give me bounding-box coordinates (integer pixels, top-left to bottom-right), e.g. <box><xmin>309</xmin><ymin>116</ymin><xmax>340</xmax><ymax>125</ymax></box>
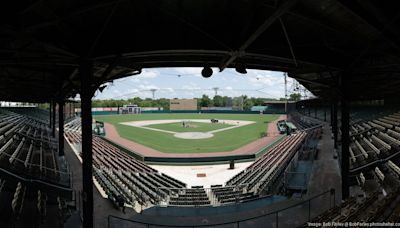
<box><xmin>0</xmin><ymin>178</ymin><xmax>73</xmax><ymax>227</ymax></box>
<box><xmin>65</xmin><ymin>125</ymin><xmax>188</xmax><ymax>208</ymax></box>
<box><xmin>211</xmin><ymin>186</ymin><xmax>258</xmax><ymax>204</ymax></box>
<box><xmin>226</xmin><ymin>132</ymin><xmax>307</xmax><ymax>192</ymax></box>
<box><xmin>169</xmin><ymin>187</ymin><xmax>210</xmax><ymax>206</ymax></box>
<box><xmin>289</xmin><ymin>112</ymin><xmax>322</xmax><ymax>130</ymax></box>
<box><xmin>348</xmin><ymin>111</ymin><xmax>400</xmax><ymax>171</ymax></box>
<box><xmin>304</xmin><ymin>188</ymin><xmax>400</xmax><ymax>225</ymax></box>
<box><xmin>0</xmin><ymin>109</ymin><xmax>69</xmax><ymax>186</ymax></box>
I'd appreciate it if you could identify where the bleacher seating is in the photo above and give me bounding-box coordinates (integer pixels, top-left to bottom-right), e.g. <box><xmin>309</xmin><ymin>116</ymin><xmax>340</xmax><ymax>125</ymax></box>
<box><xmin>304</xmin><ymin>188</ymin><xmax>400</xmax><ymax>225</ymax></box>
<box><xmin>3</xmin><ymin>107</ymin><xmax>50</xmax><ymax>124</ymax></box>
<box><xmin>328</xmin><ymin>110</ymin><xmax>400</xmax><ymax>225</ymax></box>
<box><xmin>0</xmin><ymin>108</ymin><xmax>74</xmax><ymax>227</ymax></box>
<box><xmin>169</xmin><ymin>188</ymin><xmax>210</xmax><ymax>206</ymax></box>
<box><xmin>211</xmin><ymin>186</ymin><xmax>258</xmax><ymax>204</ymax></box>
<box><xmin>64</xmin><ymin>117</ymin><xmax>81</xmax><ymax>133</ymax></box>
<box><xmin>289</xmin><ymin>112</ymin><xmax>321</xmax><ymax>130</ymax></box>
<box><xmin>0</xmin><ymin>109</ymin><xmax>68</xmax><ymax>185</ymax></box>
<box><xmin>65</xmin><ymin>126</ymin><xmax>189</xmax><ymax>207</ymax></box>
<box><xmin>226</xmin><ymin>132</ymin><xmax>307</xmax><ymax>191</ymax></box>
<box><xmin>349</xmin><ymin>111</ymin><xmax>400</xmax><ymax>171</ymax></box>
<box><xmin>0</xmin><ymin>178</ymin><xmax>72</xmax><ymax>227</ymax></box>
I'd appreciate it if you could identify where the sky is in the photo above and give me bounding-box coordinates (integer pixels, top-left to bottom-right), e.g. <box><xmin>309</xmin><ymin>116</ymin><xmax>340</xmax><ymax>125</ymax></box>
<box><xmin>93</xmin><ymin>67</ymin><xmax>311</xmax><ymax>100</ymax></box>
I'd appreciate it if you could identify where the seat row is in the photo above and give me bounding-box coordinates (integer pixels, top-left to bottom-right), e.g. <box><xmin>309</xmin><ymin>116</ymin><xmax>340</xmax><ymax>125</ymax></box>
<box><xmin>349</xmin><ymin>111</ymin><xmax>400</xmax><ymax>169</ymax></box>
<box><xmin>0</xmin><ymin>110</ymin><xmax>64</xmax><ymax>185</ymax></box>
<box><xmin>304</xmin><ymin>188</ymin><xmax>400</xmax><ymax>225</ymax></box>
<box><xmin>169</xmin><ymin>187</ymin><xmax>210</xmax><ymax>206</ymax></box>
<box><xmin>0</xmin><ymin>178</ymin><xmax>72</xmax><ymax>227</ymax></box>
<box><xmin>227</xmin><ymin>132</ymin><xmax>306</xmax><ymax>194</ymax></box>
<box><xmin>65</xmin><ymin>125</ymin><xmax>188</xmax><ymax>207</ymax></box>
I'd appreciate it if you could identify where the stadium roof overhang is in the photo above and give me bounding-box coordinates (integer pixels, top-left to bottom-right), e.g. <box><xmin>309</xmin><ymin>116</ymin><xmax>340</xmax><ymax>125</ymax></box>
<box><xmin>1</xmin><ymin>0</ymin><xmax>400</xmax><ymax>102</ymax></box>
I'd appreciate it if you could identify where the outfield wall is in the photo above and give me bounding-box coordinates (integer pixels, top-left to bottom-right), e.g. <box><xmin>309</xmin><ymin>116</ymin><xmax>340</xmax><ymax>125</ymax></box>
<box><xmin>143</xmin><ymin>154</ymin><xmax>255</xmax><ymax>165</ymax></box>
<box><xmin>83</xmin><ymin>109</ymin><xmax>286</xmax><ymax>115</ymax></box>
<box><xmin>141</xmin><ymin>109</ymin><xmax>285</xmax><ymax>114</ymax></box>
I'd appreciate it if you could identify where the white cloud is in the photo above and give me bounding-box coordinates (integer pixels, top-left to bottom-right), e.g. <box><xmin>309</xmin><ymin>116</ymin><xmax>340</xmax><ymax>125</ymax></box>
<box><xmin>181</xmin><ymin>82</ymin><xmax>201</xmax><ymax>90</ymax></box>
<box><xmin>173</xmin><ymin>67</ymin><xmax>202</xmax><ymax>76</ymax></box>
<box><xmin>164</xmin><ymin>87</ymin><xmax>175</xmax><ymax>92</ymax></box>
<box><xmin>136</xmin><ymin>69</ymin><xmax>159</xmax><ymax>78</ymax></box>
<box><xmin>138</xmin><ymin>84</ymin><xmax>159</xmax><ymax>90</ymax></box>
<box><xmin>247</xmin><ymin>73</ymin><xmax>282</xmax><ymax>87</ymax></box>
<box><xmin>91</xmin><ymin>67</ymin><xmax>313</xmax><ymax>100</ymax></box>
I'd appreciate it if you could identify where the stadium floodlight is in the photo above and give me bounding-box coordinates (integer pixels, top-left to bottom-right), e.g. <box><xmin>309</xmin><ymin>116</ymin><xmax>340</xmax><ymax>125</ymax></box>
<box><xmin>201</xmin><ymin>66</ymin><xmax>213</xmax><ymax>78</ymax></box>
<box><xmin>235</xmin><ymin>61</ymin><xmax>247</xmax><ymax>74</ymax></box>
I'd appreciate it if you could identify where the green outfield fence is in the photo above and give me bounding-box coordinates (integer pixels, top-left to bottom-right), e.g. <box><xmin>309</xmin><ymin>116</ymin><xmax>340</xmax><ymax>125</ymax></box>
<box><xmin>90</xmin><ymin>109</ymin><xmax>286</xmax><ymax>115</ymax></box>
<box><xmin>143</xmin><ymin>154</ymin><xmax>255</xmax><ymax>164</ymax></box>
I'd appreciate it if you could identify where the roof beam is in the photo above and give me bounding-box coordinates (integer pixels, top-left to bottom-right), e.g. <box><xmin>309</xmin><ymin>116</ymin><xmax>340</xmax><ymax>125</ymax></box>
<box><xmin>337</xmin><ymin>1</ymin><xmax>400</xmax><ymax>68</ymax></box>
<box><xmin>99</xmin><ymin>55</ymin><xmax>121</xmax><ymax>80</ymax></box>
<box><xmin>356</xmin><ymin>0</ymin><xmax>400</xmax><ymax>47</ymax></box>
<box><xmin>293</xmin><ymin>77</ymin><xmax>330</xmax><ymax>88</ymax></box>
<box><xmin>219</xmin><ymin>0</ymin><xmax>299</xmax><ymax>71</ymax></box>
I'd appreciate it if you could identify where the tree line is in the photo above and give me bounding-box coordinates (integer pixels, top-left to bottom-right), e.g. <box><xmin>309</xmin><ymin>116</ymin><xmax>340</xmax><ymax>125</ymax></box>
<box><xmin>88</xmin><ymin>93</ymin><xmax>301</xmax><ymax>111</ymax></box>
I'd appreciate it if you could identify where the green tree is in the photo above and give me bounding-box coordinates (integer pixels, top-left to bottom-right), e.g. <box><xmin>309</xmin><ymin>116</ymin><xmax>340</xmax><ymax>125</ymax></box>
<box><xmin>223</xmin><ymin>96</ymin><xmax>232</xmax><ymax>107</ymax></box>
<box><xmin>243</xmin><ymin>96</ymin><xmax>254</xmax><ymax>111</ymax></box>
<box><xmin>199</xmin><ymin>94</ymin><xmax>212</xmax><ymax>107</ymax></box>
<box><xmin>289</xmin><ymin>93</ymin><xmax>301</xmax><ymax>101</ymax></box>
<box><xmin>213</xmin><ymin>95</ymin><xmax>224</xmax><ymax>107</ymax></box>
<box><xmin>157</xmin><ymin>98</ymin><xmax>170</xmax><ymax>110</ymax></box>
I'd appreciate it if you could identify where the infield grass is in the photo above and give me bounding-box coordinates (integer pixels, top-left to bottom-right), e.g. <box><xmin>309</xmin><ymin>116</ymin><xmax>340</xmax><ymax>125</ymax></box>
<box><xmin>146</xmin><ymin>121</ymin><xmax>234</xmax><ymax>133</ymax></box>
<box><xmin>95</xmin><ymin>113</ymin><xmax>279</xmax><ymax>153</ymax></box>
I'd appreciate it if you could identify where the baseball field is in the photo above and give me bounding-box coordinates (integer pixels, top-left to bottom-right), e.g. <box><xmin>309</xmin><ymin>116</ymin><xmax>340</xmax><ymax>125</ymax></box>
<box><xmin>95</xmin><ymin>113</ymin><xmax>279</xmax><ymax>153</ymax></box>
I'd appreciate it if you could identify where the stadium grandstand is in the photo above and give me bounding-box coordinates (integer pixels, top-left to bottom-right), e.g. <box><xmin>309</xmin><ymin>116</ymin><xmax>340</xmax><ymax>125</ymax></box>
<box><xmin>2</xmin><ymin>1</ymin><xmax>400</xmax><ymax>228</ymax></box>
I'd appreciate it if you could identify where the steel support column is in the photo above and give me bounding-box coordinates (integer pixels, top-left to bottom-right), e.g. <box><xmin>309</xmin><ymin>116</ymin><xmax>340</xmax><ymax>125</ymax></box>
<box><xmin>58</xmin><ymin>101</ymin><xmax>64</xmax><ymax>156</ymax></box>
<box><xmin>314</xmin><ymin>105</ymin><xmax>317</xmax><ymax>118</ymax></box>
<box><xmin>49</xmin><ymin>102</ymin><xmax>52</xmax><ymax>128</ymax></box>
<box><xmin>324</xmin><ymin>106</ymin><xmax>327</xmax><ymax>122</ymax></box>
<box><xmin>52</xmin><ymin>101</ymin><xmax>56</xmax><ymax>137</ymax></box>
<box><xmin>332</xmin><ymin>102</ymin><xmax>338</xmax><ymax>149</ymax></box>
<box><xmin>340</xmin><ymin>77</ymin><xmax>350</xmax><ymax>199</ymax></box>
<box><xmin>70</xmin><ymin>103</ymin><xmax>73</xmax><ymax>118</ymax></box>
<box><xmin>80</xmin><ymin>60</ymin><xmax>94</xmax><ymax>228</ymax></box>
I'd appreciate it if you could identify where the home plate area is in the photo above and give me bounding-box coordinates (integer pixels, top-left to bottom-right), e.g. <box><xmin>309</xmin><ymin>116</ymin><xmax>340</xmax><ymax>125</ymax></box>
<box><xmin>174</xmin><ymin>132</ymin><xmax>214</xmax><ymax>139</ymax></box>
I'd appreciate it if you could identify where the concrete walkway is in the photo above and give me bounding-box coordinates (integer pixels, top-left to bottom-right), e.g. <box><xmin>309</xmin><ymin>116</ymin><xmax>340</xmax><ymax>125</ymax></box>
<box><xmin>306</xmin><ymin>119</ymin><xmax>342</xmax><ymax>205</ymax></box>
<box><xmin>64</xmin><ymin>139</ymin><xmax>137</xmax><ymax>228</ymax></box>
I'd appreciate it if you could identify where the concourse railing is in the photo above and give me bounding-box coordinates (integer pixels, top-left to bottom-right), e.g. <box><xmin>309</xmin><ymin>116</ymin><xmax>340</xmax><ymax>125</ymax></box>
<box><xmin>108</xmin><ymin>188</ymin><xmax>336</xmax><ymax>228</ymax></box>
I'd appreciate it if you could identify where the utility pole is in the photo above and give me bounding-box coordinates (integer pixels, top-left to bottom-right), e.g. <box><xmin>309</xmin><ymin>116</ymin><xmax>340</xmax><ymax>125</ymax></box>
<box><xmin>284</xmin><ymin>73</ymin><xmax>288</xmax><ymax>100</ymax></box>
<box><xmin>284</xmin><ymin>73</ymin><xmax>288</xmax><ymax>114</ymax></box>
<box><xmin>212</xmin><ymin>87</ymin><xmax>219</xmax><ymax>97</ymax></box>
<box><xmin>150</xmin><ymin>89</ymin><xmax>157</xmax><ymax>100</ymax></box>
<box><xmin>241</xmin><ymin>95</ymin><xmax>244</xmax><ymax>111</ymax></box>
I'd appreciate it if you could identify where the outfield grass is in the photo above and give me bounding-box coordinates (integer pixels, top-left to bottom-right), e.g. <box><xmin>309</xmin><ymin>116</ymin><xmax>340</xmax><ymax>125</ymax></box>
<box><xmin>147</xmin><ymin>121</ymin><xmax>234</xmax><ymax>133</ymax></box>
<box><xmin>95</xmin><ymin>113</ymin><xmax>279</xmax><ymax>153</ymax></box>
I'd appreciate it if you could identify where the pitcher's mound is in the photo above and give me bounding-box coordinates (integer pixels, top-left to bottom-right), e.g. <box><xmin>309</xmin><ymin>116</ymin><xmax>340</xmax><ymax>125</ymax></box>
<box><xmin>174</xmin><ymin>132</ymin><xmax>214</xmax><ymax>139</ymax></box>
